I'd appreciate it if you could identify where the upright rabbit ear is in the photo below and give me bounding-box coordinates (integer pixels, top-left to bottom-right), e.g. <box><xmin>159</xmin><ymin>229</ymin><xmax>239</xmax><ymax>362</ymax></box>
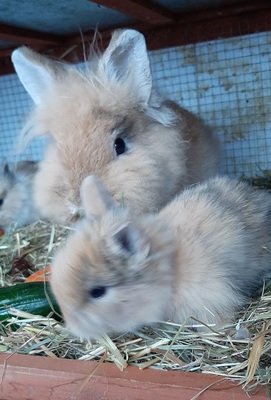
<box><xmin>112</xmin><ymin>224</ymin><xmax>150</xmax><ymax>262</ymax></box>
<box><xmin>80</xmin><ymin>175</ymin><xmax>115</xmax><ymax>218</ymax></box>
<box><xmin>101</xmin><ymin>29</ymin><xmax>152</xmax><ymax>105</ymax></box>
<box><xmin>11</xmin><ymin>47</ymin><xmax>67</xmax><ymax>104</ymax></box>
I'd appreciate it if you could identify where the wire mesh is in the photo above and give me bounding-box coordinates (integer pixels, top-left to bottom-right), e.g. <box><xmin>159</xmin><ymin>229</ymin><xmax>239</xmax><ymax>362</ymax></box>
<box><xmin>149</xmin><ymin>31</ymin><xmax>271</xmax><ymax>177</ymax></box>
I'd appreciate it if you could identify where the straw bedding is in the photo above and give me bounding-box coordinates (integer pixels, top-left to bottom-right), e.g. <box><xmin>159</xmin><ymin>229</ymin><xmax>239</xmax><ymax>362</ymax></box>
<box><xmin>0</xmin><ymin>199</ymin><xmax>270</xmax><ymax>394</ymax></box>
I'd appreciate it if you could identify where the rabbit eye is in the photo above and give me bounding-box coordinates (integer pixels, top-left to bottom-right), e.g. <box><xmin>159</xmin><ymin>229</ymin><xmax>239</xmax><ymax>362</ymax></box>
<box><xmin>0</xmin><ymin>199</ymin><xmax>3</xmax><ymax>207</ymax></box>
<box><xmin>114</xmin><ymin>138</ymin><xmax>126</xmax><ymax>156</ymax></box>
<box><xmin>89</xmin><ymin>286</ymin><xmax>107</xmax><ymax>299</ymax></box>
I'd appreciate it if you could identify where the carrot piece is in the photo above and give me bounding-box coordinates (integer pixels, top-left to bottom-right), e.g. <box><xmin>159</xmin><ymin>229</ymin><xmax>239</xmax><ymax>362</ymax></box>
<box><xmin>25</xmin><ymin>265</ymin><xmax>51</xmax><ymax>283</ymax></box>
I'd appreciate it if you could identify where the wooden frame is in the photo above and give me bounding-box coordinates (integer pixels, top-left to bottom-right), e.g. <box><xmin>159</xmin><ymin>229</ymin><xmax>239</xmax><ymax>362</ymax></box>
<box><xmin>88</xmin><ymin>0</ymin><xmax>177</xmax><ymax>25</ymax></box>
<box><xmin>0</xmin><ymin>353</ymin><xmax>268</xmax><ymax>399</ymax></box>
<box><xmin>0</xmin><ymin>0</ymin><xmax>271</xmax><ymax>75</ymax></box>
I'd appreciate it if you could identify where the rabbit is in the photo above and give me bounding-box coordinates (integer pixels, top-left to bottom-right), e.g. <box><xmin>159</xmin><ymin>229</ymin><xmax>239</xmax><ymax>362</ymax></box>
<box><xmin>0</xmin><ymin>161</ymin><xmax>40</xmax><ymax>229</ymax></box>
<box><xmin>11</xmin><ymin>29</ymin><xmax>221</xmax><ymax>224</ymax></box>
<box><xmin>51</xmin><ymin>175</ymin><xmax>271</xmax><ymax>339</ymax></box>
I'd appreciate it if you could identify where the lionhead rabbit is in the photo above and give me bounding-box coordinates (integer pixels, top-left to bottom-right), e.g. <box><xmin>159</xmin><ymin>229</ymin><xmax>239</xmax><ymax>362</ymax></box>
<box><xmin>51</xmin><ymin>175</ymin><xmax>271</xmax><ymax>339</ymax></box>
<box><xmin>12</xmin><ymin>29</ymin><xmax>220</xmax><ymax>224</ymax></box>
<box><xmin>0</xmin><ymin>161</ymin><xmax>39</xmax><ymax>229</ymax></box>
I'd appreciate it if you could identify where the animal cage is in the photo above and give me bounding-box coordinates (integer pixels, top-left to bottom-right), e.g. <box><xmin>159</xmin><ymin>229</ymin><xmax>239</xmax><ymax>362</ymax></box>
<box><xmin>0</xmin><ymin>1</ymin><xmax>270</xmax><ymax>399</ymax></box>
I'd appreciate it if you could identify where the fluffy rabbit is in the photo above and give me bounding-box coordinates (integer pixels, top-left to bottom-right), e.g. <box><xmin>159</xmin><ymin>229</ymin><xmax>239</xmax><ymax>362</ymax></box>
<box><xmin>51</xmin><ymin>175</ymin><xmax>271</xmax><ymax>339</ymax></box>
<box><xmin>11</xmin><ymin>29</ymin><xmax>220</xmax><ymax>224</ymax></box>
<box><xmin>0</xmin><ymin>161</ymin><xmax>39</xmax><ymax>229</ymax></box>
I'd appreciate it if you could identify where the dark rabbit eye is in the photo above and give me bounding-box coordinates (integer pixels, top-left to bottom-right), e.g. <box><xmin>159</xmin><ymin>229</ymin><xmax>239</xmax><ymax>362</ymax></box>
<box><xmin>0</xmin><ymin>199</ymin><xmax>3</xmax><ymax>207</ymax></box>
<box><xmin>89</xmin><ymin>286</ymin><xmax>107</xmax><ymax>299</ymax></box>
<box><xmin>114</xmin><ymin>138</ymin><xmax>126</xmax><ymax>156</ymax></box>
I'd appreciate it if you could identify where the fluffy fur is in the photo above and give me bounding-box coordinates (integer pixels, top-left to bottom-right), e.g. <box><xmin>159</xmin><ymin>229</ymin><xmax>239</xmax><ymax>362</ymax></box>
<box><xmin>0</xmin><ymin>161</ymin><xmax>39</xmax><ymax>229</ymax></box>
<box><xmin>51</xmin><ymin>175</ymin><xmax>271</xmax><ymax>339</ymax></box>
<box><xmin>12</xmin><ymin>29</ymin><xmax>220</xmax><ymax>223</ymax></box>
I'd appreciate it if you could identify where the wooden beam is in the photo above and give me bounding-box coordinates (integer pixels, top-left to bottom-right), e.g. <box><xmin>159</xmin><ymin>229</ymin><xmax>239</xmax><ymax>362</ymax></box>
<box><xmin>0</xmin><ymin>23</ymin><xmax>64</xmax><ymax>47</ymax></box>
<box><xmin>1</xmin><ymin>1</ymin><xmax>271</xmax><ymax>75</ymax></box>
<box><xmin>0</xmin><ymin>353</ymin><xmax>268</xmax><ymax>400</ymax></box>
<box><xmin>88</xmin><ymin>0</ymin><xmax>176</xmax><ymax>25</ymax></box>
<box><xmin>64</xmin><ymin>0</ymin><xmax>271</xmax><ymax>47</ymax></box>
<box><xmin>176</xmin><ymin>0</ymin><xmax>271</xmax><ymax>24</ymax></box>
<box><xmin>144</xmin><ymin>8</ymin><xmax>271</xmax><ymax>50</ymax></box>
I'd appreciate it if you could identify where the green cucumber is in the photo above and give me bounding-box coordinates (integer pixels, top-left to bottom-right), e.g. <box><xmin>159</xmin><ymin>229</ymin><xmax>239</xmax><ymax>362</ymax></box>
<box><xmin>0</xmin><ymin>282</ymin><xmax>61</xmax><ymax>322</ymax></box>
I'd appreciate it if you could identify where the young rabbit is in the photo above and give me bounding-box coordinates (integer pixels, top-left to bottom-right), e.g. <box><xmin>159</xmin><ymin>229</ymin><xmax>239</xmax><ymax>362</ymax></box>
<box><xmin>0</xmin><ymin>161</ymin><xmax>40</xmax><ymax>229</ymax></box>
<box><xmin>11</xmin><ymin>29</ymin><xmax>220</xmax><ymax>224</ymax></box>
<box><xmin>51</xmin><ymin>175</ymin><xmax>271</xmax><ymax>339</ymax></box>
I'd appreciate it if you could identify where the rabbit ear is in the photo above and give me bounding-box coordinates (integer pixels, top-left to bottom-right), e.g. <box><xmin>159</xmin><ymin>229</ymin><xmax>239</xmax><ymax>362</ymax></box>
<box><xmin>11</xmin><ymin>47</ymin><xmax>66</xmax><ymax>104</ymax></box>
<box><xmin>101</xmin><ymin>29</ymin><xmax>152</xmax><ymax>105</ymax></box>
<box><xmin>113</xmin><ymin>225</ymin><xmax>136</xmax><ymax>255</ymax></box>
<box><xmin>112</xmin><ymin>223</ymin><xmax>151</xmax><ymax>263</ymax></box>
<box><xmin>80</xmin><ymin>175</ymin><xmax>115</xmax><ymax>218</ymax></box>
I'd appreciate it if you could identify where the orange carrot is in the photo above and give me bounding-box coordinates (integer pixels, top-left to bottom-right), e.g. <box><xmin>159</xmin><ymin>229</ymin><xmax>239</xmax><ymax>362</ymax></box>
<box><xmin>25</xmin><ymin>265</ymin><xmax>51</xmax><ymax>283</ymax></box>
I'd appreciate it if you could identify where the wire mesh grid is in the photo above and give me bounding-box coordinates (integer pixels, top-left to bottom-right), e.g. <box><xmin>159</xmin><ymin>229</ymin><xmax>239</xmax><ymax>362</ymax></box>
<box><xmin>0</xmin><ymin>30</ymin><xmax>270</xmax><ymax>177</ymax></box>
<box><xmin>0</xmin><ymin>73</ymin><xmax>46</xmax><ymax>162</ymax></box>
<box><xmin>149</xmin><ymin>31</ymin><xmax>271</xmax><ymax>177</ymax></box>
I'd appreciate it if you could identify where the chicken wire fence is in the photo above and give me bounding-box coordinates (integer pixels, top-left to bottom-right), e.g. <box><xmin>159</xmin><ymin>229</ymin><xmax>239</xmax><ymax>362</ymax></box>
<box><xmin>0</xmin><ymin>30</ymin><xmax>270</xmax><ymax>178</ymax></box>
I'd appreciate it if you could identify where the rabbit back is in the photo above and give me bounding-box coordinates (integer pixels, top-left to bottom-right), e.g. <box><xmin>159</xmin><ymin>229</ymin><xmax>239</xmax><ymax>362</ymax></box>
<box><xmin>159</xmin><ymin>176</ymin><xmax>271</xmax><ymax>326</ymax></box>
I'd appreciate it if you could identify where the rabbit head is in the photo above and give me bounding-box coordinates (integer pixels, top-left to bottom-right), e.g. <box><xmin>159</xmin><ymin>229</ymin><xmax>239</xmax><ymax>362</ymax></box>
<box><xmin>12</xmin><ymin>29</ymin><xmax>219</xmax><ymax>224</ymax></box>
<box><xmin>0</xmin><ymin>162</ymin><xmax>38</xmax><ymax>229</ymax></box>
<box><xmin>0</xmin><ymin>163</ymin><xmax>17</xmax><ymax>228</ymax></box>
<box><xmin>51</xmin><ymin>175</ymin><xmax>174</xmax><ymax>339</ymax></box>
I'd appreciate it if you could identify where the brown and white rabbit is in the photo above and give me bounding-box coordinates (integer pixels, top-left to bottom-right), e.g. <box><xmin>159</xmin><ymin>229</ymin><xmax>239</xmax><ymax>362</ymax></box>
<box><xmin>0</xmin><ymin>161</ymin><xmax>39</xmax><ymax>229</ymax></box>
<box><xmin>11</xmin><ymin>29</ymin><xmax>220</xmax><ymax>224</ymax></box>
<box><xmin>51</xmin><ymin>175</ymin><xmax>271</xmax><ymax>339</ymax></box>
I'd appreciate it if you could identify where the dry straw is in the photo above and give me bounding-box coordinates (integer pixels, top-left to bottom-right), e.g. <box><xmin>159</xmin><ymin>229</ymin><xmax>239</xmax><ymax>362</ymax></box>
<box><xmin>0</xmin><ymin>219</ymin><xmax>270</xmax><ymax>395</ymax></box>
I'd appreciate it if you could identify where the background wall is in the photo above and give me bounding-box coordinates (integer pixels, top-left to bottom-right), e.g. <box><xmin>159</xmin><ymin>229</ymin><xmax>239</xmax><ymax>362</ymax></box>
<box><xmin>0</xmin><ymin>30</ymin><xmax>270</xmax><ymax>177</ymax></box>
